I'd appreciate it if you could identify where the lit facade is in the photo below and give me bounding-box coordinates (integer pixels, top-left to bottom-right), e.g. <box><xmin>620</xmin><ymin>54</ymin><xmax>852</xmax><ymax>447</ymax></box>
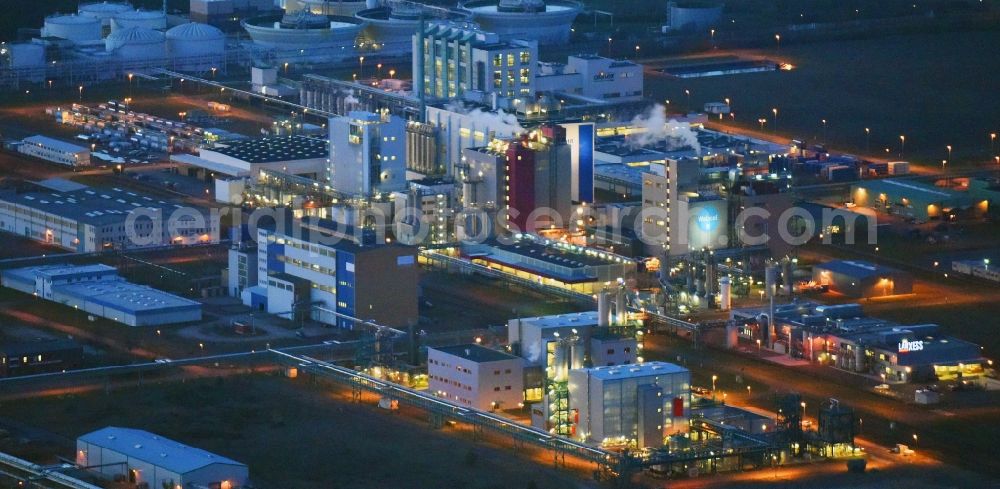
<box><xmin>329</xmin><ymin>111</ymin><xmax>407</xmax><ymax>198</ymax></box>
<box><xmin>428</xmin><ymin>343</ymin><xmax>524</xmax><ymax>410</ymax></box>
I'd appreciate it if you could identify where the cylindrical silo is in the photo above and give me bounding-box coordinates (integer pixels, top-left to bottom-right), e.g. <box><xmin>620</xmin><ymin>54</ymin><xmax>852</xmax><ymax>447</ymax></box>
<box><xmin>719</xmin><ymin>276</ymin><xmax>731</xmax><ymax>311</ymax></box>
<box><xmin>782</xmin><ymin>259</ymin><xmax>794</xmax><ymax>296</ymax></box>
<box><xmin>105</xmin><ymin>26</ymin><xmax>165</xmax><ymax>61</ymax></box>
<box><xmin>111</xmin><ymin>10</ymin><xmax>167</xmax><ymax>32</ymax></box>
<box><xmin>79</xmin><ymin>2</ymin><xmax>133</xmax><ymax>30</ymax></box>
<box><xmin>765</xmin><ymin>264</ymin><xmax>779</xmax><ymax>298</ymax></box>
<box><xmin>597</xmin><ymin>290</ymin><xmax>610</xmax><ymax>328</ymax></box>
<box><xmin>166</xmin><ymin>22</ymin><xmax>226</xmax><ymax>72</ymax></box>
<box><xmin>42</xmin><ymin>14</ymin><xmax>103</xmax><ymax>42</ymax></box>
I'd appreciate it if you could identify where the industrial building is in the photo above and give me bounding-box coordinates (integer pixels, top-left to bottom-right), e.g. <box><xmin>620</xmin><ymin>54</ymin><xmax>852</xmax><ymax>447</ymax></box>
<box><xmin>851</xmin><ymin>179</ymin><xmax>991</xmax><ymax>221</ymax></box>
<box><xmin>502</xmin><ymin>125</ymin><xmax>573</xmax><ymax>231</ymax></box>
<box><xmin>413</xmin><ymin>22</ymin><xmax>538</xmax><ymax>101</ymax></box>
<box><xmin>463</xmin><ymin>237</ymin><xmax>637</xmax><ymax>294</ymax></box>
<box><xmin>175</xmin><ymin>135</ymin><xmax>330</xmax><ymax>181</ymax></box>
<box><xmin>664</xmin><ymin>1</ymin><xmax>723</xmax><ymax>31</ymax></box>
<box><xmin>731</xmin><ymin>301</ymin><xmax>985</xmax><ymax>383</ymax></box>
<box><xmin>641</xmin><ymin>158</ymin><xmax>729</xmax><ymax>256</ymax></box>
<box><xmin>0</xmin><ymin>180</ymin><xmax>218</xmax><ymax>252</ymax></box>
<box><xmin>17</xmin><ymin>135</ymin><xmax>91</xmax><ymax>167</ymax></box>
<box><xmin>77</xmin><ymin>427</ymin><xmax>248</xmax><ymax>489</ymax></box>
<box><xmin>0</xmin><ymin>340</ymin><xmax>83</xmax><ymax>377</ymax></box>
<box><xmin>427</xmin><ymin>343</ymin><xmax>525</xmax><ymax>410</ymax></box>
<box><xmin>568</xmin><ymin>361</ymin><xmax>691</xmax><ymax>447</ymax></box>
<box><xmin>426</xmin><ymin>102</ymin><xmax>525</xmax><ymax>179</ymax></box>
<box><xmin>391</xmin><ymin>179</ymin><xmax>457</xmax><ymax>245</ymax></box>
<box><xmin>329</xmin><ymin>111</ymin><xmax>407</xmax><ymax>198</ymax></box>
<box><xmin>535</xmin><ymin>55</ymin><xmax>644</xmax><ymax>102</ymax></box>
<box><xmin>237</xmin><ymin>217</ymin><xmax>418</xmax><ymax>329</ymax></box>
<box><xmin>812</xmin><ymin>260</ymin><xmax>913</xmax><ymax>298</ymax></box>
<box><xmin>1</xmin><ymin>264</ymin><xmax>202</xmax><ymax>327</ymax></box>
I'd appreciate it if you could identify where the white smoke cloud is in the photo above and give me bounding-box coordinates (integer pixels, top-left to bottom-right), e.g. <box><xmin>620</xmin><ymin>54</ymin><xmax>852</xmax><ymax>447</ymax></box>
<box><xmin>627</xmin><ymin>104</ymin><xmax>701</xmax><ymax>154</ymax></box>
<box><xmin>445</xmin><ymin>102</ymin><xmax>525</xmax><ymax>137</ymax></box>
<box><xmin>343</xmin><ymin>94</ymin><xmax>360</xmax><ymax>106</ymax></box>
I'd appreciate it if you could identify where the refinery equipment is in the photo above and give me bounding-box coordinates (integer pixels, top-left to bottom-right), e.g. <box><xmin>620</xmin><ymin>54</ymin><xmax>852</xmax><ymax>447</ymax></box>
<box><xmin>105</xmin><ymin>26</ymin><xmax>166</xmax><ymax>60</ymax></box>
<box><xmin>355</xmin><ymin>1</ymin><xmax>473</xmax><ymax>55</ymax></box>
<box><xmin>42</xmin><ymin>14</ymin><xmax>103</xmax><ymax>42</ymax></box>
<box><xmin>79</xmin><ymin>1</ymin><xmax>134</xmax><ymax>31</ymax></box>
<box><xmin>166</xmin><ymin>22</ymin><xmax>227</xmax><ymax>72</ymax></box>
<box><xmin>459</xmin><ymin>0</ymin><xmax>582</xmax><ymax>45</ymax></box>
<box><xmin>242</xmin><ymin>10</ymin><xmax>366</xmax><ymax>62</ymax></box>
<box><xmin>110</xmin><ymin>9</ymin><xmax>168</xmax><ymax>32</ymax></box>
<box><xmin>285</xmin><ymin>0</ymin><xmax>370</xmax><ymax>16</ymax></box>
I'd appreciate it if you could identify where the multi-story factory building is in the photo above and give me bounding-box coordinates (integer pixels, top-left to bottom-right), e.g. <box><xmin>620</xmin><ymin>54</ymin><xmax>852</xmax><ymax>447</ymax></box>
<box><xmin>239</xmin><ymin>218</ymin><xmax>418</xmax><ymax>329</ymax></box>
<box><xmin>427</xmin><ymin>344</ymin><xmax>524</xmax><ymax>411</ymax></box>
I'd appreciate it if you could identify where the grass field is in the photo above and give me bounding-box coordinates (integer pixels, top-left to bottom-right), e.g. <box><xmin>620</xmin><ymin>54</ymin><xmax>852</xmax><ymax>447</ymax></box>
<box><xmin>0</xmin><ymin>374</ymin><xmax>587</xmax><ymax>489</ymax></box>
<box><xmin>647</xmin><ymin>30</ymin><xmax>1000</xmax><ymax>167</ymax></box>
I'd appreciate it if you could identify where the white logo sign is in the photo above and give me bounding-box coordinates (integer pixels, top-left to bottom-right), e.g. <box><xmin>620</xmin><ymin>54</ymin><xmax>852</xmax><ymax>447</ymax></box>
<box><xmin>898</xmin><ymin>339</ymin><xmax>923</xmax><ymax>353</ymax></box>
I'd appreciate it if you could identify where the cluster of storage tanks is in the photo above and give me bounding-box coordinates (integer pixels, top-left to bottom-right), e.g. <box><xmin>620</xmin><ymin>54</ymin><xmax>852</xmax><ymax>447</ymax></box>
<box><xmin>242</xmin><ymin>0</ymin><xmax>581</xmax><ymax>61</ymax></box>
<box><xmin>29</xmin><ymin>2</ymin><xmax>226</xmax><ymax>70</ymax></box>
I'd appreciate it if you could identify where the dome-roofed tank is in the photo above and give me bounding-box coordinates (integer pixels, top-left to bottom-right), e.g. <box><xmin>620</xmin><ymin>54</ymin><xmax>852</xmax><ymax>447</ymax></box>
<box><xmin>460</xmin><ymin>0</ymin><xmax>581</xmax><ymax>45</ymax></box>
<box><xmin>42</xmin><ymin>14</ymin><xmax>103</xmax><ymax>42</ymax></box>
<box><xmin>242</xmin><ymin>10</ymin><xmax>364</xmax><ymax>62</ymax></box>
<box><xmin>111</xmin><ymin>9</ymin><xmax>167</xmax><ymax>32</ymax></box>
<box><xmin>105</xmin><ymin>26</ymin><xmax>165</xmax><ymax>60</ymax></box>
<box><xmin>79</xmin><ymin>2</ymin><xmax>133</xmax><ymax>28</ymax></box>
<box><xmin>285</xmin><ymin>0</ymin><xmax>368</xmax><ymax>16</ymax></box>
<box><xmin>166</xmin><ymin>22</ymin><xmax>225</xmax><ymax>72</ymax></box>
<box><xmin>355</xmin><ymin>2</ymin><xmax>472</xmax><ymax>55</ymax></box>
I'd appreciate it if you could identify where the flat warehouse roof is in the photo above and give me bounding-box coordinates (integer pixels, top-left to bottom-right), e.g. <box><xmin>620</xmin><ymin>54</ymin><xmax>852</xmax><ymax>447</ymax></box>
<box><xmin>0</xmin><ymin>184</ymin><xmax>190</xmax><ymax>226</ymax></box>
<box><xmin>56</xmin><ymin>280</ymin><xmax>201</xmax><ymax>315</ymax></box>
<box><xmin>23</xmin><ymin>135</ymin><xmax>88</xmax><ymax>154</ymax></box>
<box><xmin>584</xmin><ymin>361</ymin><xmax>688</xmax><ymax>381</ymax></box>
<box><xmin>815</xmin><ymin>260</ymin><xmax>906</xmax><ymax>280</ymax></box>
<box><xmin>430</xmin><ymin>344</ymin><xmax>521</xmax><ymax>363</ymax></box>
<box><xmin>515</xmin><ymin>311</ymin><xmax>599</xmax><ymax>329</ymax></box>
<box><xmin>209</xmin><ymin>136</ymin><xmax>328</xmax><ymax>164</ymax></box>
<box><xmin>79</xmin><ymin>427</ymin><xmax>246</xmax><ymax>475</ymax></box>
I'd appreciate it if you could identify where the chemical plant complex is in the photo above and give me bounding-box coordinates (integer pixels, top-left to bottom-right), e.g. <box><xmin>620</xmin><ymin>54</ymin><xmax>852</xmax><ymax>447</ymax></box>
<box><xmin>0</xmin><ymin>1</ymin><xmax>999</xmax><ymax>489</ymax></box>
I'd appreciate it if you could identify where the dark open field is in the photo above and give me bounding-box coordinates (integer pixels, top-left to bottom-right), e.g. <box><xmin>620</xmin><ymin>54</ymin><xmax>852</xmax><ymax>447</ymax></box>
<box><xmin>648</xmin><ymin>30</ymin><xmax>1000</xmax><ymax>167</ymax></box>
<box><xmin>0</xmin><ymin>373</ymin><xmax>588</xmax><ymax>489</ymax></box>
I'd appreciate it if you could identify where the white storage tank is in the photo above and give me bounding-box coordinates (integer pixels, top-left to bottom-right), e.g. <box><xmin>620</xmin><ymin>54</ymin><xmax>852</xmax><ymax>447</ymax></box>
<box><xmin>166</xmin><ymin>22</ymin><xmax>226</xmax><ymax>71</ymax></box>
<box><xmin>111</xmin><ymin>10</ymin><xmax>167</xmax><ymax>32</ymax></box>
<box><xmin>105</xmin><ymin>26</ymin><xmax>165</xmax><ymax>60</ymax></box>
<box><xmin>79</xmin><ymin>2</ymin><xmax>133</xmax><ymax>28</ymax></box>
<box><xmin>42</xmin><ymin>14</ymin><xmax>102</xmax><ymax>41</ymax></box>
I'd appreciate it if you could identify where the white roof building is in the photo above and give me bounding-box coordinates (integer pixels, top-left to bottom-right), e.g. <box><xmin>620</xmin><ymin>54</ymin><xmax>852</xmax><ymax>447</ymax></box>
<box><xmin>77</xmin><ymin>427</ymin><xmax>248</xmax><ymax>489</ymax></box>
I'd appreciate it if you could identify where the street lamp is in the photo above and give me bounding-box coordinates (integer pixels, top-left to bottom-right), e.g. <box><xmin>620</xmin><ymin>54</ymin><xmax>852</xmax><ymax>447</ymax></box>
<box><xmin>78</xmin><ymin>85</ymin><xmax>83</xmax><ymax>101</ymax></box>
<box><xmin>865</xmin><ymin>127</ymin><xmax>871</xmax><ymax>152</ymax></box>
<box><xmin>800</xmin><ymin>401</ymin><xmax>806</xmax><ymax>428</ymax></box>
<box><xmin>359</xmin><ymin>56</ymin><xmax>365</xmax><ymax>79</ymax></box>
<box><xmin>772</xmin><ymin>107</ymin><xmax>778</xmax><ymax>130</ymax></box>
<box><xmin>127</xmin><ymin>73</ymin><xmax>133</xmax><ymax>98</ymax></box>
<box><xmin>710</xmin><ymin>28</ymin><xmax>715</xmax><ymax>43</ymax></box>
<box><xmin>283</xmin><ymin>62</ymin><xmax>289</xmax><ymax>74</ymax></box>
<box><xmin>684</xmin><ymin>89</ymin><xmax>691</xmax><ymax>111</ymax></box>
<box><xmin>377</xmin><ymin>62</ymin><xmax>383</xmax><ymax>78</ymax></box>
<box><xmin>389</xmin><ymin>68</ymin><xmax>396</xmax><ymax>78</ymax></box>
<box><xmin>821</xmin><ymin>118</ymin><xmax>827</xmax><ymax>141</ymax></box>
<box><xmin>758</xmin><ymin>118</ymin><xmax>766</xmax><ymax>131</ymax></box>
<box><xmin>211</xmin><ymin>67</ymin><xmax>217</xmax><ymax>79</ymax></box>
<box><xmin>946</xmin><ymin>145</ymin><xmax>952</xmax><ymax>166</ymax></box>
<box><xmin>747</xmin><ymin>385</ymin><xmax>752</xmax><ymax>398</ymax></box>
<box><xmin>991</xmin><ymin>132</ymin><xmax>997</xmax><ymax>153</ymax></box>
<box><xmin>899</xmin><ymin>135</ymin><xmax>906</xmax><ymax>157</ymax></box>
<box><xmin>942</xmin><ymin>159</ymin><xmax>947</xmax><ymax>171</ymax></box>
<box><xmin>775</xmin><ymin>33</ymin><xmax>781</xmax><ymax>48</ymax></box>
<box><xmin>712</xmin><ymin>374</ymin><xmax>718</xmax><ymax>392</ymax></box>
